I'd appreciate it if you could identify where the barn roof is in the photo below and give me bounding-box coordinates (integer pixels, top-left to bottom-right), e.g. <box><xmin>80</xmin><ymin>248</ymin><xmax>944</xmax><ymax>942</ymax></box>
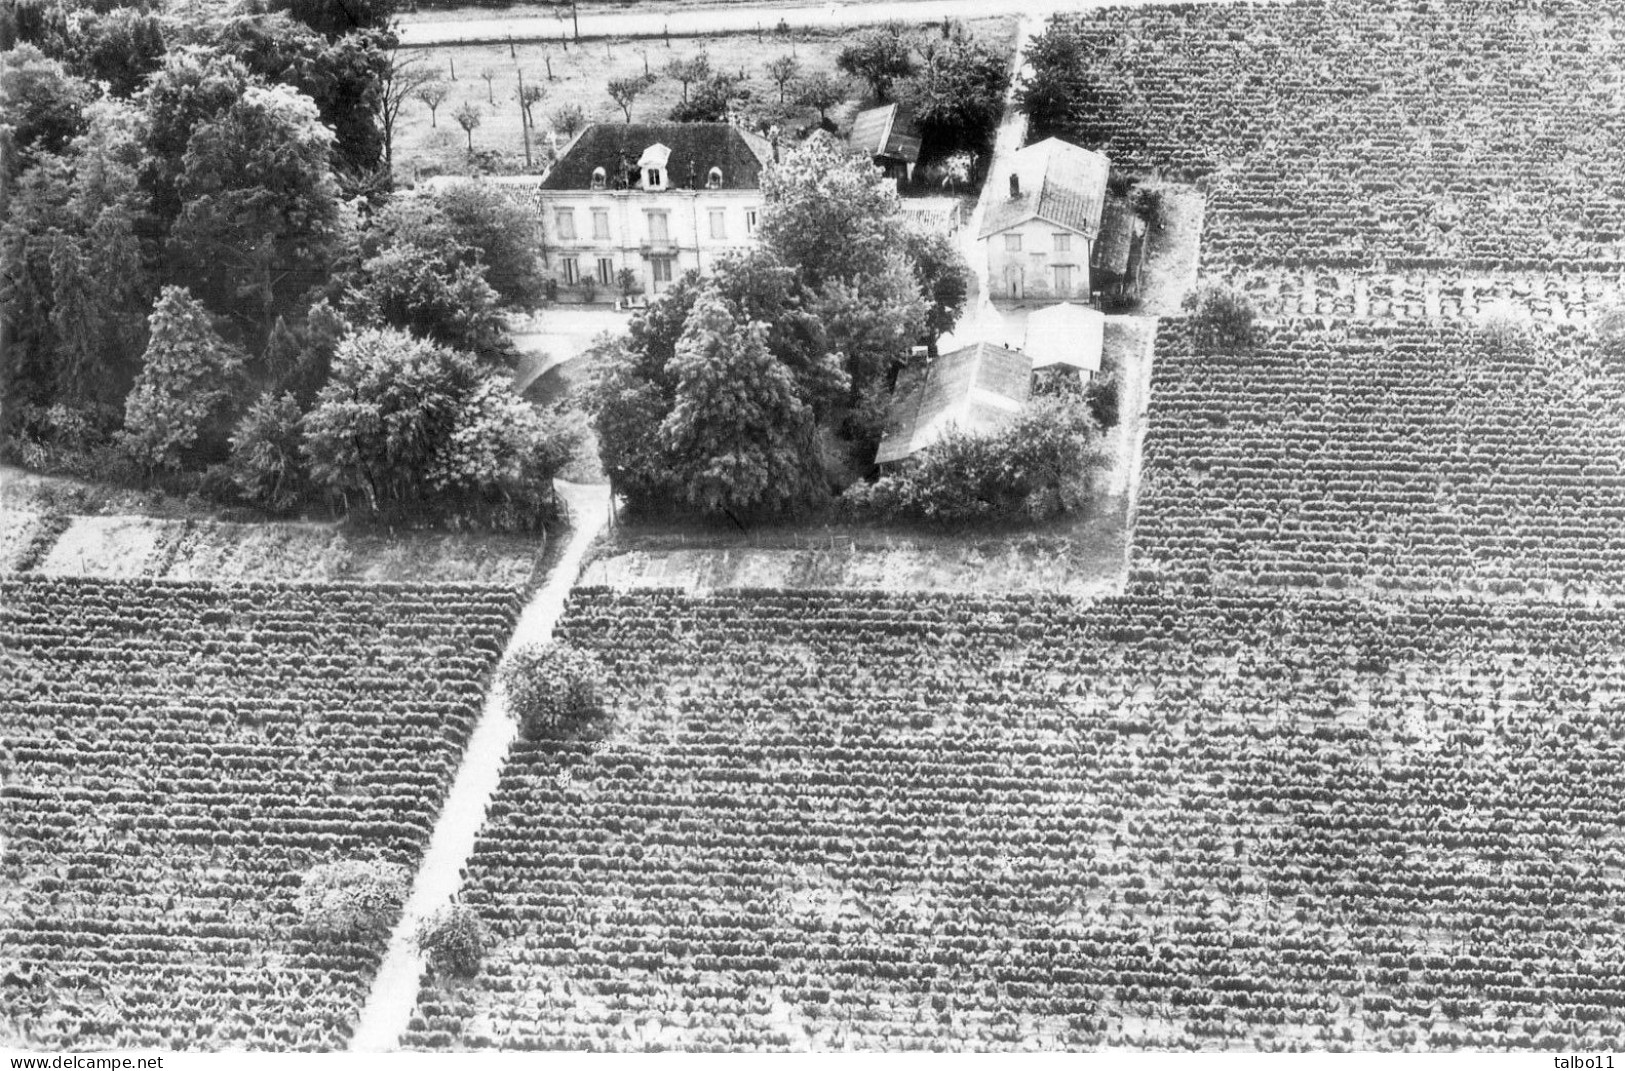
<box><xmin>540</xmin><ymin>123</ymin><xmax>774</xmax><ymax>190</ymax></box>
<box><xmin>849</xmin><ymin>103</ymin><xmax>922</xmax><ymax>164</ymax></box>
<box><xmin>1024</xmin><ymin>303</ymin><xmax>1105</xmax><ymax>373</ymax></box>
<box><xmin>979</xmin><ymin>137</ymin><xmax>1110</xmax><ymax>239</ymax></box>
<box><xmin>875</xmin><ymin>342</ymin><xmax>1032</xmax><ymax>465</ymax></box>
<box><xmin>1093</xmin><ymin>195</ymin><xmax>1146</xmax><ymax>278</ymax></box>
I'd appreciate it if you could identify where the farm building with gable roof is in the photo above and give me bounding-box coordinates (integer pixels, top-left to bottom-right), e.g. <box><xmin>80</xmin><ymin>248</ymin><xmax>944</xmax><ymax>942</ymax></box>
<box><xmin>875</xmin><ymin>341</ymin><xmax>1033</xmax><ymax>466</ymax></box>
<box><xmin>979</xmin><ymin>137</ymin><xmax>1111</xmax><ymax>303</ymax></box>
<box><xmin>849</xmin><ymin>102</ymin><xmax>923</xmax><ymax>186</ymax></box>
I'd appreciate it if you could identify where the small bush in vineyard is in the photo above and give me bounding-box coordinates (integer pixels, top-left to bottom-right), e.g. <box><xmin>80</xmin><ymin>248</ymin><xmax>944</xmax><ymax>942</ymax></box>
<box><xmin>1592</xmin><ymin>302</ymin><xmax>1625</xmax><ymax>368</ymax></box>
<box><xmin>416</xmin><ymin>903</ymin><xmax>487</xmax><ymax>979</ymax></box>
<box><xmin>502</xmin><ymin>641</ymin><xmax>611</xmax><ymax>743</ymax></box>
<box><xmin>1472</xmin><ymin>303</ymin><xmax>1534</xmax><ymax>360</ymax></box>
<box><xmin>1184</xmin><ymin>286</ymin><xmax>1257</xmax><ymax>354</ymax></box>
<box><xmin>296</xmin><ymin>859</ymin><xmax>409</xmax><ymax>941</ymax></box>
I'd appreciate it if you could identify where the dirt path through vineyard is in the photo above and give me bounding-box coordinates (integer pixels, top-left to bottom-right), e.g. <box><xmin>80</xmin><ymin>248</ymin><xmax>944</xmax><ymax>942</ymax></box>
<box><xmin>350</xmin><ymin>480</ymin><xmax>613</xmax><ymax>1052</ymax></box>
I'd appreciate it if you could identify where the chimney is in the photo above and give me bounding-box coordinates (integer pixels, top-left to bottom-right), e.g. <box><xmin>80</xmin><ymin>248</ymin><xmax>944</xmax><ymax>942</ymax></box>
<box><xmin>1009</xmin><ymin>173</ymin><xmax>1021</xmax><ymax>199</ymax></box>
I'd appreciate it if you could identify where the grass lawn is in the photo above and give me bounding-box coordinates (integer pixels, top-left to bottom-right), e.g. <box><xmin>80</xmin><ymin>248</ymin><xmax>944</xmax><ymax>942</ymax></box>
<box><xmin>394</xmin><ymin>17</ymin><xmax>1016</xmax><ymax>181</ymax></box>
<box><xmin>582</xmin><ymin>500</ymin><xmax>1128</xmax><ymax>597</ymax></box>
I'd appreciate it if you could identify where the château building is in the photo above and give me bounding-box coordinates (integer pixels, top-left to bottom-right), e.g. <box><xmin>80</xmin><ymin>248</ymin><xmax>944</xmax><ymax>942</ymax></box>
<box><xmin>531</xmin><ymin>122</ymin><xmax>775</xmax><ymax>298</ymax></box>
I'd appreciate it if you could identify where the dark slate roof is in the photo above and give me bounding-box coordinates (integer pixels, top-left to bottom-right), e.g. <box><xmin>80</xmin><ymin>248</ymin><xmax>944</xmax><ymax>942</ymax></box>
<box><xmin>539</xmin><ymin>123</ymin><xmax>775</xmax><ymax>191</ymax></box>
<box><xmin>849</xmin><ymin>103</ymin><xmax>922</xmax><ymax>164</ymax></box>
<box><xmin>1092</xmin><ymin>194</ymin><xmax>1145</xmax><ymax>277</ymax></box>
<box><xmin>979</xmin><ymin>138</ymin><xmax>1110</xmax><ymax>239</ymax></box>
<box><xmin>875</xmin><ymin>342</ymin><xmax>1032</xmax><ymax>465</ymax></box>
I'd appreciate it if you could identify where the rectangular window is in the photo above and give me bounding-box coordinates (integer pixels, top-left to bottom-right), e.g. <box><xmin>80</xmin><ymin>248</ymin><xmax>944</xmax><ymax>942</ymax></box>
<box><xmin>562</xmin><ymin>257</ymin><xmax>580</xmax><ymax>285</ymax></box>
<box><xmin>1004</xmin><ymin>233</ymin><xmax>1023</xmax><ymax>253</ymax></box>
<box><xmin>1053</xmin><ymin>264</ymin><xmax>1074</xmax><ymax>292</ymax></box>
<box><xmin>709</xmin><ymin>208</ymin><xmax>727</xmax><ymax>240</ymax></box>
<box><xmin>597</xmin><ymin>257</ymin><xmax>614</xmax><ymax>286</ymax></box>
<box><xmin>1053</xmin><ymin>232</ymin><xmax>1072</xmax><ymax>253</ymax></box>
<box><xmin>555</xmin><ymin>209</ymin><xmax>577</xmax><ymax>241</ymax></box>
<box><xmin>646</xmin><ymin>210</ymin><xmax>670</xmax><ymax>242</ymax></box>
<box><xmin>651</xmin><ymin>256</ymin><xmax>673</xmax><ymax>289</ymax></box>
<box><xmin>744</xmin><ymin>208</ymin><xmax>759</xmax><ymax>235</ymax></box>
<box><xmin>591</xmin><ymin>209</ymin><xmax>610</xmax><ymax>240</ymax></box>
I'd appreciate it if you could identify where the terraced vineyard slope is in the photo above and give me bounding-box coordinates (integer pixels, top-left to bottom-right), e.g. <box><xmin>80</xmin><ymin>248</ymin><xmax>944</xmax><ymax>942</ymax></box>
<box><xmin>0</xmin><ymin>577</ymin><xmax>520</xmax><ymax>1050</ymax></box>
<box><xmin>402</xmin><ymin>587</ymin><xmax>1625</xmax><ymax>1052</ymax></box>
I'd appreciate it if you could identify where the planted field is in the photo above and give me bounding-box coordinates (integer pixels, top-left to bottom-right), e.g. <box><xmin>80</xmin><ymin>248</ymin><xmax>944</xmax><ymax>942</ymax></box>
<box><xmin>403</xmin><ymin>586</ymin><xmax>1625</xmax><ymax>1052</ymax></box>
<box><xmin>1048</xmin><ymin>0</ymin><xmax>1625</xmax><ymax>276</ymax></box>
<box><xmin>0</xmin><ymin>576</ymin><xmax>520</xmax><ymax>1050</ymax></box>
<box><xmin>1134</xmin><ymin>318</ymin><xmax>1625</xmax><ymax>596</ymax></box>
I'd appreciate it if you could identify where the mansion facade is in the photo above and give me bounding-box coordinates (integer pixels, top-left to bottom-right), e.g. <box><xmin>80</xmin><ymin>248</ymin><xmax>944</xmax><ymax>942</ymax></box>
<box><xmin>530</xmin><ymin>122</ymin><xmax>775</xmax><ymax>298</ymax></box>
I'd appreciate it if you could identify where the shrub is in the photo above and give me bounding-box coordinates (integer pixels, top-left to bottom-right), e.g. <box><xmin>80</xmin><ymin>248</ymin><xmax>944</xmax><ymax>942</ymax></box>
<box><xmin>295</xmin><ymin>859</ymin><xmax>408</xmax><ymax>940</ymax></box>
<box><xmin>1594</xmin><ymin>302</ymin><xmax>1625</xmax><ymax>369</ymax></box>
<box><xmin>501</xmin><ymin>641</ymin><xmax>612</xmax><ymax>742</ymax></box>
<box><xmin>1085</xmin><ymin>371</ymin><xmax>1121</xmax><ymax>429</ymax></box>
<box><xmin>842</xmin><ymin>396</ymin><xmax>1108</xmax><ymax>523</ymax></box>
<box><xmin>1473</xmin><ymin>301</ymin><xmax>1534</xmax><ymax>360</ymax></box>
<box><xmin>1184</xmin><ymin>286</ymin><xmax>1258</xmax><ymax>354</ymax></box>
<box><xmin>616</xmin><ymin>267</ymin><xmax>640</xmax><ymax>300</ymax></box>
<box><xmin>229</xmin><ymin>391</ymin><xmax>307</xmax><ymax>512</ymax></box>
<box><xmin>416</xmin><ymin>902</ymin><xmax>486</xmax><ymax>979</ymax></box>
<box><xmin>1131</xmin><ymin>186</ymin><xmax>1167</xmax><ymax>232</ymax></box>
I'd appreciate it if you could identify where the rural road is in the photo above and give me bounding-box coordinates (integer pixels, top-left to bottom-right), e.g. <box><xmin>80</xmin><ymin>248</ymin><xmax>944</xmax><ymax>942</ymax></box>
<box><xmin>398</xmin><ymin>0</ymin><xmax>1230</xmax><ymax>45</ymax></box>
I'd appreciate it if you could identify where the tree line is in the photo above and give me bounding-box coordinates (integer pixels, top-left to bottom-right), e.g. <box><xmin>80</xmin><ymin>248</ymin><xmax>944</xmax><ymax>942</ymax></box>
<box><xmin>1</xmin><ymin>0</ymin><xmax>574</xmax><ymax>529</ymax></box>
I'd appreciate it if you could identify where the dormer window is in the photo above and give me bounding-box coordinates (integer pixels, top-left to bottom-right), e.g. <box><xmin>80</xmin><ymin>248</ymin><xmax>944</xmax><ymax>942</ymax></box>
<box><xmin>707</xmin><ymin>167</ymin><xmax>723</xmax><ymax>189</ymax></box>
<box><xmin>591</xmin><ymin>166</ymin><xmax>606</xmax><ymax>190</ymax></box>
<box><xmin>637</xmin><ymin>142</ymin><xmax>672</xmax><ymax>192</ymax></box>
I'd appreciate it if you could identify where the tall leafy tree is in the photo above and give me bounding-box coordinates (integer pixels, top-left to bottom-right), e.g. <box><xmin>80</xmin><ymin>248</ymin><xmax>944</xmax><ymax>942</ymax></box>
<box><xmin>367</xmin><ymin>180</ymin><xmax>545</xmax><ymax>308</ymax></box>
<box><xmin>792</xmin><ymin>69</ymin><xmax>846</xmax><ymax>125</ymax></box>
<box><xmin>344</xmin><ymin>239</ymin><xmax>505</xmax><ymax>357</ymax></box>
<box><xmin>584</xmin><ymin>271</ymin><xmax>706</xmax><ymax>502</ymax></box>
<box><xmin>137</xmin><ymin>47</ymin><xmax>253</xmax><ymax>225</ymax></box>
<box><xmin>302</xmin><ymin>326</ymin><xmax>573</xmax><ymax>524</ymax></box>
<box><xmin>70</xmin><ymin>7</ymin><xmax>168</xmax><ymax>97</ymax></box>
<box><xmin>120</xmin><ymin>285</ymin><xmax>245</xmax><ymax>471</ymax></box>
<box><xmin>899</xmin><ymin>29</ymin><xmax>1011</xmax><ymax>160</ymax></box>
<box><xmin>758</xmin><ymin>131</ymin><xmax>907</xmax><ymax>289</ymax></box>
<box><xmin>308</xmin><ymin>28</ymin><xmax>390</xmax><ymax>180</ymax></box>
<box><xmin>169</xmin><ymin>82</ymin><xmax>344</xmax><ymax>337</ymax></box>
<box><xmin>1018</xmin><ymin>18</ymin><xmax>1138</xmax><ymax>151</ymax></box>
<box><xmin>0</xmin><ymin>155</ymin><xmax>74</xmax><ymax>414</ymax></box>
<box><xmin>229</xmin><ymin>389</ymin><xmax>308</xmax><ymax>510</ymax></box>
<box><xmin>658</xmin><ymin>291</ymin><xmax>822</xmax><ymax>519</ymax></box>
<box><xmin>1</xmin><ymin>99</ymin><xmax>156</xmax><ymax>411</ymax></box>
<box><xmin>0</xmin><ymin>44</ymin><xmax>93</xmax><ymax>171</ymax></box>
<box><xmin>835</xmin><ymin>23</ymin><xmax>915</xmax><ymax>101</ymax></box>
<box><xmin>901</xmin><ymin>225</ymin><xmax>969</xmax><ymax>351</ymax></box>
<box><xmin>758</xmin><ymin>134</ymin><xmax>928</xmax><ymax>401</ymax></box>
<box><xmin>302</xmin><ymin>326</ymin><xmax>482</xmax><ymax>513</ymax></box>
<box><xmin>191</xmin><ymin>15</ymin><xmax>389</xmax><ymax>181</ymax></box>
<box><xmin>265</xmin><ymin>0</ymin><xmax>396</xmax><ymax>41</ymax></box>
<box><xmin>708</xmin><ymin>249</ymin><xmax>846</xmax><ymax>418</ymax></box>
